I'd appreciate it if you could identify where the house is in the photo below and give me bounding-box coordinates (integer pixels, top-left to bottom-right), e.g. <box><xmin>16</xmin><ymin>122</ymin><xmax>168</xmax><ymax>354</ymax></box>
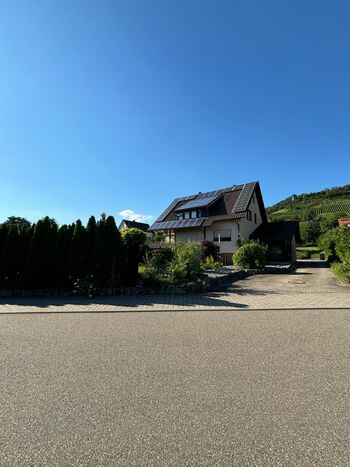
<box><xmin>338</xmin><ymin>218</ymin><xmax>350</xmax><ymax>228</ymax></box>
<box><xmin>119</xmin><ymin>219</ymin><xmax>152</xmax><ymax>236</ymax></box>
<box><xmin>149</xmin><ymin>181</ymin><xmax>301</xmax><ymax>264</ymax></box>
<box><xmin>149</xmin><ymin>181</ymin><xmax>267</xmax><ymax>264</ymax></box>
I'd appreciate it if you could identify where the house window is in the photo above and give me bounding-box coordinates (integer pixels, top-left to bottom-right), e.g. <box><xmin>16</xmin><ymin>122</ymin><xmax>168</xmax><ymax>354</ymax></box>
<box><xmin>254</xmin><ymin>213</ymin><xmax>257</xmax><ymax>223</ymax></box>
<box><xmin>247</xmin><ymin>210</ymin><xmax>252</xmax><ymax>221</ymax></box>
<box><xmin>213</xmin><ymin>229</ymin><xmax>231</xmax><ymax>242</ymax></box>
<box><xmin>178</xmin><ymin>212</ymin><xmax>184</xmax><ymax>220</ymax></box>
<box><xmin>191</xmin><ymin>210</ymin><xmax>200</xmax><ymax>219</ymax></box>
<box><xmin>252</xmin><ymin>194</ymin><xmax>255</xmax><ymax>204</ymax></box>
<box><xmin>184</xmin><ymin>211</ymin><xmax>190</xmax><ymax>219</ymax></box>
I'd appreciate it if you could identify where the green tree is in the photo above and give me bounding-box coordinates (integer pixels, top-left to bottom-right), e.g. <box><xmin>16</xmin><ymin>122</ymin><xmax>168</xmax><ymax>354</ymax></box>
<box><xmin>54</xmin><ymin>225</ymin><xmax>73</xmax><ymax>287</ymax></box>
<box><xmin>28</xmin><ymin>217</ymin><xmax>58</xmax><ymax>287</ymax></box>
<box><xmin>85</xmin><ymin>216</ymin><xmax>97</xmax><ymax>275</ymax></box>
<box><xmin>121</xmin><ymin>228</ymin><xmax>147</xmax><ymax>285</ymax></box>
<box><xmin>0</xmin><ymin>225</ymin><xmax>20</xmax><ymax>287</ymax></box>
<box><xmin>70</xmin><ymin>219</ymin><xmax>86</xmax><ymax>280</ymax></box>
<box><xmin>320</xmin><ymin>213</ymin><xmax>342</xmax><ymax>233</ymax></box>
<box><xmin>4</xmin><ymin>216</ymin><xmax>31</xmax><ymax>232</ymax></box>
<box><xmin>95</xmin><ymin>215</ymin><xmax>122</xmax><ymax>286</ymax></box>
<box><xmin>300</xmin><ymin>219</ymin><xmax>321</xmax><ymax>244</ymax></box>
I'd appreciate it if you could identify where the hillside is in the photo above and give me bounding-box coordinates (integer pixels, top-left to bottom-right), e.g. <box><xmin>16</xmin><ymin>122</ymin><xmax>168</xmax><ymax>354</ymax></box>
<box><xmin>267</xmin><ymin>184</ymin><xmax>350</xmax><ymax>222</ymax></box>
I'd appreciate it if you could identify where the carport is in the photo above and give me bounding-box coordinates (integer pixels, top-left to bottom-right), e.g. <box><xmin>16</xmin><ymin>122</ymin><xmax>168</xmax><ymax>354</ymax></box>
<box><xmin>250</xmin><ymin>221</ymin><xmax>301</xmax><ymax>263</ymax></box>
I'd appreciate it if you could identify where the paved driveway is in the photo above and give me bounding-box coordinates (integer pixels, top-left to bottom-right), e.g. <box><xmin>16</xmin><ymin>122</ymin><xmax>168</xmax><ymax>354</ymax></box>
<box><xmin>1</xmin><ymin>308</ymin><xmax>350</xmax><ymax>466</ymax></box>
<box><xmin>0</xmin><ymin>261</ymin><xmax>349</xmax><ymax>313</ymax></box>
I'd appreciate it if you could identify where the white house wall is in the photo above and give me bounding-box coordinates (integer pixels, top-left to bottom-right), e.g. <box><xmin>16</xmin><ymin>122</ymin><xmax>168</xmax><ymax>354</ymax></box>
<box><xmin>205</xmin><ymin>221</ymin><xmax>239</xmax><ymax>254</ymax></box>
<box><xmin>239</xmin><ymin>191</ymin><xmax>263</xmax><ymax>239</ymax></box>
<box><xmin>175</xmin><ymin>229</ymin><xmax>204</xmax><ymax>243</ymax></box>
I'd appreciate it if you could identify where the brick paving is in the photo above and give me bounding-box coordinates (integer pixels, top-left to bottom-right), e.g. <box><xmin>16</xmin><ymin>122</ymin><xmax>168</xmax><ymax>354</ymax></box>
<box><xmin>0</xmin><ymin>261</ymin><xmax>349</xmax><ymax>313</ymax></box>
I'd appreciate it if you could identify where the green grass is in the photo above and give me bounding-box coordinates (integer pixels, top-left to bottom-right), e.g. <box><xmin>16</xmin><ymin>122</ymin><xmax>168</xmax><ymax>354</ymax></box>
<box><xmin>296</xmin><ymin>246</ymin><xmax>320</xmax><ymax>259</ymax></box>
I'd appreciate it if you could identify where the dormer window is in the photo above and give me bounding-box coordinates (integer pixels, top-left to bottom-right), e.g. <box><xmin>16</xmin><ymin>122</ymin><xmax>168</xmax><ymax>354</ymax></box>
<box><xmin>177</xmin><ymin>210</ymin><xmax>202</xmax><ymax>220</ymax></box>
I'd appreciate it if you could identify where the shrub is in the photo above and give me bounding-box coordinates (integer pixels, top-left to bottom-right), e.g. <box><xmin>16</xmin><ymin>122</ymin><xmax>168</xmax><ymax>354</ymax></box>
<box><xmin>233</xmin><ymin>241</ymin><xmax>268</xmax><ymax>269</ymax></box>
<box><xmin>202</xmin><ymin>255</ymin><xmax>222</xmax><ymax>270</ymax></box>
<box><xmin>336</xmin><ymin>226</ymin><xmax>350</xmax><ymax>264</ymax></box>
<box><xmin>332</xmin><ymin>262</ymin><xmax>350</xmax><ymax>283</ymax></box>
<box><xmin>144</xmin><ymin>245</ymin><xmax>175</xmax><ymax>273</ymax></box>
<box><xmin>201</xmin><ymin>241</ymin><xmax>220</xmax><ymax>261</ymax></box>
<box><xmin>139</xmin><ymin>266</ymin><xmax>165</xmax><ymax>288</ymax></box>
<box><xmin>318</xmin><ymin>228</ymin><xmax>340</xmax><ymax>261</ymax></box>
<box><xmin>168</xmin><ymin>242</ymin><xmax>202</xmax><ymax>285</ymax></box>
<box><xmin>297</xmin><ymin>249</ymin><xmax>311</xmax><ymax>259</ymax></box>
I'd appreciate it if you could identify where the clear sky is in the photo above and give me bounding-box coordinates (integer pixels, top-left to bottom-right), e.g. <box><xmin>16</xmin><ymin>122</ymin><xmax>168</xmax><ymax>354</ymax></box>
<box><xmin>1</xmin><ymin>0</ymin><xmax>350</xmax><ymax>225</ymax></box>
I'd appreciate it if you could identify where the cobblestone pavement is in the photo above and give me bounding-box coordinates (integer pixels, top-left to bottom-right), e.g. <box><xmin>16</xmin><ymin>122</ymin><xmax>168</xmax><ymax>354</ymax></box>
<box><xmin>0</xmin><ymin>261</ymin><xmax>349</xmax><ymax>313</ymax></box>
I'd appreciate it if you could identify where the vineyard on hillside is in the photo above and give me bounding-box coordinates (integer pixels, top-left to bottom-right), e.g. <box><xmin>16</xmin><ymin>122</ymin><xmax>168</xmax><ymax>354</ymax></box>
<box><xmin>267</xmin><ymin>185</ymin><xmax>350</xmax><ymax>222</ymax></box>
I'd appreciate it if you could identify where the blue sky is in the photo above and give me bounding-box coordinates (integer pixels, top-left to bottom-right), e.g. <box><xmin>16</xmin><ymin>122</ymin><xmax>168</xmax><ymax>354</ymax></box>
<box><xmin>1</xmin><ymin>0</ymin><xmax>350</xmax><ymax>225</ymax></box>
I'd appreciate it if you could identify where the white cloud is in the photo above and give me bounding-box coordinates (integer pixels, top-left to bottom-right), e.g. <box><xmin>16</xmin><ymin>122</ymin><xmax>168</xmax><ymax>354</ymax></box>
<box><xmin>118</xmin><ymin>209</ymin><xmax>154</xmax><ymax>223</ymax></box>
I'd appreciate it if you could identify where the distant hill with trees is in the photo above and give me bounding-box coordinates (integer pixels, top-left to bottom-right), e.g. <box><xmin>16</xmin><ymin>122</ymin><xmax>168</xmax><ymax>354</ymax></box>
<box><xmin>267</xmin><ymin>184</ymin><xmax>350</xmax><ymax>222</ymax></box>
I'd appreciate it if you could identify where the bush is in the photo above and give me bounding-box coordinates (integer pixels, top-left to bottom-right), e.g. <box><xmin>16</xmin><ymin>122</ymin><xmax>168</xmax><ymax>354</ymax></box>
<box><xmin>201</xmin><ymin>241</ymin><xmax>220</xmax><ymax>261</ymax></box>
<box><xmin>233</xmin><ymin>241</ymin><xmax>268</xmax><ymax>269</ymax></box>
<box><xmin>318</xmin><ymin>228</ymin><xmax>340</xmax><ymax>261</ymax></box>
<box><xmin>336</xmin><ymin>226</ymin><xmax>350</xmax><ymax>264</ymax></box>
<box><xmin>141</xmin><ymin>242</ymin><xmax>203</xmax><ymax>287</ymax></box>
<box><xmin>332</xmin><ymin>262</ymin><xmax>350</xmax><ymax>283</ymax></box>
<box><xmin>168</xmin><ymin>242</ymin><xmax>202</xmax><ymax>285</ymax></box>
<box><xmin>297</xmin><ymin>249</ymin><xmax>311</xmax><ymax>259</ymax></box>
<box><xmin>202</xmin><ymin>255</ymin><xmax>222</xmax><ymax>270</ymax></box>
<box><xmin>144</xmin><ymin>245</ymin><xmax>175</xmax><ymax>273</ymax></box>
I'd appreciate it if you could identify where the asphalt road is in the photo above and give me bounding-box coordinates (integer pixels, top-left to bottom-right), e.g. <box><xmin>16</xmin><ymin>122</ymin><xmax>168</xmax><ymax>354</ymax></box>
<box><xmin>1</xmin><ymin>309</ymin><xmax>350</xmax><ymax>466</ymax></box>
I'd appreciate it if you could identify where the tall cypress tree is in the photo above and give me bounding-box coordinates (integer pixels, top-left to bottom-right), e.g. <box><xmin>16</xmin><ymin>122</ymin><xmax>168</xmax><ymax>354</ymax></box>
<box><xmin>85</xmin><ymin>216</ymin><xmax>97</xmax><ymax>277</ymax></box>
<box><xmin>95</xmin><ymin>215</ymin><xmax>122</xmax><ymax>286</ymax></box>
<box><xmin>0</xmin><ymin>225</ymin><xmax>20</xmax><ymax>288</ymax></box>
<box><xmin>28</xmin><ymin>217</ymin><xmax>58</xmax><ymax>287</ymax></box>
<box><xmin>54</xmin><ymin>224</ymin><xmax>73</xmax><ymax>287</ymax></box>
<box><xmin>70</xmin><ymin>219</ymin><xmax>86</xmax><ymax>280</ymax></box>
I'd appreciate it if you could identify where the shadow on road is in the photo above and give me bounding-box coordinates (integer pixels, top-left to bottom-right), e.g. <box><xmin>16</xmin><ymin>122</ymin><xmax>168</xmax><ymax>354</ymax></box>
<box><xmin>0</xmin><ymin>293</ymin><xmax>248</xmax><ymax>311</ymax></box>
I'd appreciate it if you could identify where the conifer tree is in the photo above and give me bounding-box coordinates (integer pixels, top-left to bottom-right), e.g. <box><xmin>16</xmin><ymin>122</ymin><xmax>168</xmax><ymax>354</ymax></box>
<box><xmin>28</xmin><ymin>217</ymin><xmax>58</xmax><ymax>287</ymax></box>
<box><xmin>70</xmin><ymin>219</ymin><xmax>86</xmax><ymax>280</ymax></box>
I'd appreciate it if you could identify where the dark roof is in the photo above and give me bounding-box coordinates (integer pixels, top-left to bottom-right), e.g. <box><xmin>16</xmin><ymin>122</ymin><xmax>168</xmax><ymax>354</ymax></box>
<box><xmin>121</xmin><ymin>220</ymin><xmax>150</xmax><ymax>232</ymax></box>
<box><xmin>149</xmin><ymin>181</ymin><xmax>267</xmax><ymax>230</ymax></box>
<box><xmin>250</xmin><ymin>221</ymin><xmax>301</xmax><ymax>243</ymax></box>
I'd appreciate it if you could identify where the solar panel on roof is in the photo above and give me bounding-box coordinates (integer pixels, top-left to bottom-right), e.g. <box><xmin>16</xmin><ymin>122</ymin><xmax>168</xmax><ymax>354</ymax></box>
<box><xmin>149</xmin><ymin>218</ymin><xmax>205</xmax><ymax>230</ymax></box>
<box><xmin>174</xmin><ymin>194</ymin><xmax>221</xmax><ymax>212</ymax></box>
<box><xmin>233</xmin><ymin>182</ymin><xmax>256</xmax><ymax>212</ymax></box>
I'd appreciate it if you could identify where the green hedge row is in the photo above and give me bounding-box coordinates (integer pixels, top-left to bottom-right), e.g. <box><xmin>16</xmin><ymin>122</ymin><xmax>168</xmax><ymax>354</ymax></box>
<box><xmin>0</xmin><ymin>215</ymin><xmax>142</xmax><ymax>289</ymax></box>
